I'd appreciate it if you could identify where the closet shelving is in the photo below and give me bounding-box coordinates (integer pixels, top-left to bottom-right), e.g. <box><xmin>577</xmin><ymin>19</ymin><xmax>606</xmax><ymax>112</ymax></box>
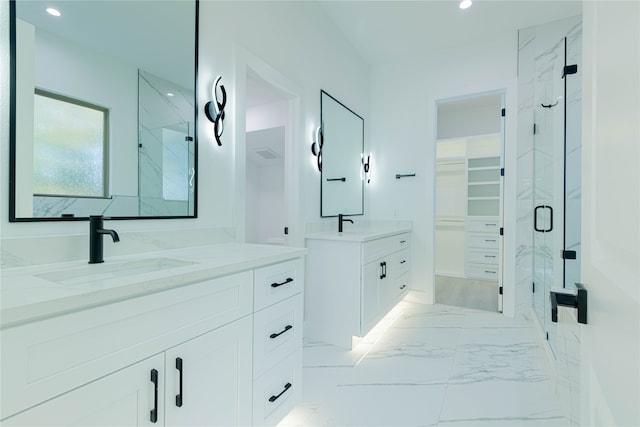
<box><xmin>435</xmin><ymin>134</ymin><xmax>502</xmax><ymax>281</ymax></box>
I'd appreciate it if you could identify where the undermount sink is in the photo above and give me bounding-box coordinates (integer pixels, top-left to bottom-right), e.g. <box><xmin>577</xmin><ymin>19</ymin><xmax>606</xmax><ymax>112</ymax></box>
<box><xmin>37</xmin><ymin>258</ymin><xmax>195</xmax><ymax>286</ymax></box>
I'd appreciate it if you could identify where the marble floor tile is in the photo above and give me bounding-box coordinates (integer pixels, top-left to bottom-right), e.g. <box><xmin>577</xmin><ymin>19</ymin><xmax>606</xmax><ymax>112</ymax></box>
<box><xmin>281</xmin><ymin>300</ymin><xmax>567</xmax><ymax>427</ymax></box>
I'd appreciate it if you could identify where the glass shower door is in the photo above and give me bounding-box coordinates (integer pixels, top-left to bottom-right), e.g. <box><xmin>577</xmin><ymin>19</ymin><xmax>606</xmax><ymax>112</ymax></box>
<box><xmin>532</xmin><ymin>37</ymin><xmax>566</xmax><ymax>355</ymax></box>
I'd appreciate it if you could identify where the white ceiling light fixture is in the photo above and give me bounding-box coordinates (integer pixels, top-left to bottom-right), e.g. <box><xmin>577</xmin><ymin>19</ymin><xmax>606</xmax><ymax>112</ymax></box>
<box><xmin>459</xmin><ymin>0</ymin><xmax>473</xmax><ymax>10</ymax></box>
<box><xmin>46</xmin><ymin>7</ymin><xmax>61</xmax><ymax>17</ymax></box>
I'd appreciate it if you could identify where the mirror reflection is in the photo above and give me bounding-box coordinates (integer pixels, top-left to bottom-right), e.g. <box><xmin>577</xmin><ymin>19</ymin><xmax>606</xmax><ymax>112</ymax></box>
<box><xmin>10</xmin><ymin>0</ymin><xmax>197</xmax><ymax>220</ymax></box>
<box><xmin>320</xmin><ymin>90</ymin><xmax>364</xmax><ymax>217</ymax></box>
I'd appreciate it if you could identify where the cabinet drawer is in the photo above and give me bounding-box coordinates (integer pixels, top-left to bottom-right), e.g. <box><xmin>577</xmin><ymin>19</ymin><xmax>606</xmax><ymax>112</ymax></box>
<box><xmin>253</xmin><ymin>350</ymin><xmax>302</xmax><ymax>426</ymax></box>
<box><xmin>1</xmin><ymin>272</ymin><xmax>253</xmax><ymax>420</ymax></box>
<box><xmin>394</xmin><ymin>249</ymin><xmax>410</xmax><ymax>277</ymax></box>
<box><xmin>467</xmin><ymin>218</ymin><xmax>500</xmax><ymax>233</ymax></box>
<box><xmin>254</xmin><ymin>258</ymin><xmax>304</xmax><ymax>311</ymax></box>
<box><xmin>466</xmin><ymin>263</ymin><xmax>499</xmax><ymax>280</ymax></box>
<box><xmin>362</xmin><ymin>233</ymin><xmax>410</xmax><ymax>264</ymax></box>
<box><xmin>253</xmin><ymin>294</ymin><xmax>303</xmax><ymax>378</ymax></box>
<box><xmin>467</xmin><ymin>249</ymin><xmax>499</xmax><ymax>265</ymax></box>
<box><xmin>395</xmin><ymin>272</ymin><xmax>410</xmax><ymax>299</ymax></box>
<box><xmin>467</xmin><ymin>233</ymin><xmax>499</xmax><ymax>249</ymax></box>
<box><xmin>363</xmin><ymin>236</ymin><xmax>395</xmax><ymax>264</ymax></box>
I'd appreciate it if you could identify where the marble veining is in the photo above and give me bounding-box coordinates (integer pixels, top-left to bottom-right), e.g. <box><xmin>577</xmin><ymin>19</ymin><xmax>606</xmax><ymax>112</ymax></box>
<box><xmin>281</xmin><ymin>301</ymin><xmax>568</xmax><ymax>427</ymax></box>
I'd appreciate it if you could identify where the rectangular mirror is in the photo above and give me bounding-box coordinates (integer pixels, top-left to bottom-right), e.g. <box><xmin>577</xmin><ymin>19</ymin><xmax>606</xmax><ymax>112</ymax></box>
<box><xmin>9</xmin><ymin>0</ymin><xmax>198</xmax><ymax>221</ymax></box>
<box><xmin>320</xmin><ymin>90</ymin><xmax>364</xmax><ymax>217</ymax></box>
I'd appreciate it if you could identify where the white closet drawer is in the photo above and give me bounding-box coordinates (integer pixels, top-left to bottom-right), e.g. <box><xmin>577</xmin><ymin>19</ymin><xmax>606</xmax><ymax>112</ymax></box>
<box><xmin>254</xmin><ymin>259</ymin><xmax>304</xmax><ymax>311</ymax></box>
<box><xmin>394</xmin><ymin>249</ymin><xmax>410</xmax><ymax>277</ymax></box>
<box><xmin>252</xmin><ymin>350</ymin><xmax>302</xmax><ymax>426</ymax></box>
<box><xmin>466</xmin><ymin>263</ymin><xmax>499</xmax><ymax>280</ymax></box>
<box><xmin>253</xmin><ymin>294</ymin><xmax>303</xmax><ymax>378</ymax></box>
<box><xmin>467</xmin><ymin>233</ymin><xmax>499</xmax><ymax>249</ymax></box>
<box><xmin>467</xmin><ymin>218</ymin><xmax>499</xmax><ymax>233</ymax></box>
<box><xmin>467</xmin><ymin>249</ymin><xmax>499</xmax><ymax>265</ymax></box>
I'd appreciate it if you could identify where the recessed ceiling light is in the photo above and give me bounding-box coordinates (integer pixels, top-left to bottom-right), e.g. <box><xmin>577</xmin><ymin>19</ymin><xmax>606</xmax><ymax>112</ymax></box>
<box><xmin>459</xmin><ymin>0</ymin><xmax>472</xmax><ymax>10</ymax></box>
<box><xmin>46</xmin><ymin>7</ymin><xmax>61</xmax><ymax>17</ymax></box>
<box><xmin>166</xmin><ymin>92</ymin><xmax>175</xmax><ymax>97</ymax></box>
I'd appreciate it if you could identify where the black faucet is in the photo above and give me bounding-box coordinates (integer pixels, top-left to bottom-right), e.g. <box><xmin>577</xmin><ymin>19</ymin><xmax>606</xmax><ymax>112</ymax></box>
<box><xmin>338</xmin><ymin>214</ymin><xmax>353</xmax><ymax>233</ymax></box>
<box><xmin>89</xmin><ymin>215</ymin><xmax>120</xmax><ymax>264</ymax></box>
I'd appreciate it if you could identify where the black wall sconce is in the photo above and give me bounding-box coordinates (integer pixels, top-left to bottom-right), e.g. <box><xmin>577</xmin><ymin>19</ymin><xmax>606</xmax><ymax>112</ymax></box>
<box><xmin>363</xmin><ymin>153</ymin><xmax>371</xmax><ymax>183</ymax></box>
<box><xmin>204</xmin><ymin>75</ymin><xmax>226</xmax><ymax>146</ymax></box>
<box><xmin>311</xmin><ymin>125</ymin><xmax>323</xmax><ymax>172</ymax></box>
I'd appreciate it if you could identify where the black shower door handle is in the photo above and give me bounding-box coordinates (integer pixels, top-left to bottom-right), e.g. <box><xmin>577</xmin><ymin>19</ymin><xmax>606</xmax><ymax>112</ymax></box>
<box><xmin>534</xmin><ymin>205</ymin><xmax>553</xmax><ymax>232</ymax></box>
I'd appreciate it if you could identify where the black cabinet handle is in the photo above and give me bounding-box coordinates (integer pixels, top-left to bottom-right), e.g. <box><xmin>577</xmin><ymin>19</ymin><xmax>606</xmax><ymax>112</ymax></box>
<box><xmin>485</xmin><ymin>223</ymin><xmax>497</xmax><ymax>226</ymax></box>
<box><xmin>326</xmin><ymin>177</ymin><xmax>346</xmax><ymax>182</ymax></box>
<box><xmin>485</xmin><ymin>270</ymin><xmax>497</xmax><ymax>274</ymax></box>
<box><xmin>150</xmin><ymin>369</ymin><xmax>159</xmax><ymax>423</ymax></box>
<box><xmin>484</xmin><ymin>255</ymin><xmax>496</xmax><ymax>258</ymax></box>
<box><xmin>400</xmin><ymin>240</ymin><xmax>407</xmax><ymax>244</ymax></box>
<box><xmin>175</xmin><ymin>358</ymin><xmax>183</xmax><ymax>408</ymax></box>
<box><xmin>269</xmin><ymin>382</ymin><xmax>292</xmax><ymax>403</ymax></box>
<box><xmin>271</xmin><ymin>277</ymin><xmax>293</xmax><ymax>288</ymax></box>
<box><xmin>400</xmin><ymin>260</ymin><xmax>407</xmax><ymax>264</ymax></box>
<box><xmin>270</xmin><ymin>324</ymin><xmax>293</xmax><ymax>339</ymax></box>
<box><xmin>485</xmin><ymin>239</ymin><xmax>497</xmax><ymax>242</ymax></box>
<box><xmin>379</xmin><ymin>262</ymin><xmax>387</xmax><ymax>279</ymax></box>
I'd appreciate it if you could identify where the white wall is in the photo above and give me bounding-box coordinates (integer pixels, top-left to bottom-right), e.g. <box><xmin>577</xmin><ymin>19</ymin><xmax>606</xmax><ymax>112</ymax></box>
<box><xmin>580</xmin><ymin>1</ymin><xmax>639</xmax><ymax>425</ymax></box>
<box><xmin>369</xmin><ymin>35</ymin><xmax>518</xmax><ymax>310</ymax></box>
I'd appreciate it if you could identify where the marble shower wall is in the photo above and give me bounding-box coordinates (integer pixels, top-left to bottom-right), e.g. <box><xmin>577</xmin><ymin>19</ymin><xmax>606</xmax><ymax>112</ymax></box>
<box><xmin>516</xmin><ymin>16</ymin><xmax>582</xmax><ymax>426</ymax></box>
<box><xmin>138</xmin><ymin>70</ymin><xmax>195</xmax><ymax>217</ymax></box>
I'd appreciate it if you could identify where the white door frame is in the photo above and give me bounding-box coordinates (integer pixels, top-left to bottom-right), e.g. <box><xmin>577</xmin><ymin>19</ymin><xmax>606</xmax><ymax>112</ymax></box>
<box><xmin>432</xmin><ymin>89</ymin><xmax>508</xmax><ymax>313</ymax></box>
<box><xmin>233</xmin><ymin>47</ymin><xmax>303</xmax><ymax>247</ymax></box>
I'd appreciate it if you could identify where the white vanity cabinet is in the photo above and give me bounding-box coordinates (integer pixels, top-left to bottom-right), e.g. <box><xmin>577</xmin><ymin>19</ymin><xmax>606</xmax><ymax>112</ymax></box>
<box><xmin>3</xmin><ymin>318</ymin><xmax>253</xmax><ymax>427</ymax></box>
<box><xmin>1</xmin><ymin>246</ymin><xmax>305</xmax><ymax>427</ymax></box>
<box><xmin>305</xmin><ymin>230</ymin><xmax>411</xmax><ymax>348</ymax></box>
<box><xmin>252</xmin><ymin>259</ymin><xmax>304</xmax><ymax>426</ymax></box>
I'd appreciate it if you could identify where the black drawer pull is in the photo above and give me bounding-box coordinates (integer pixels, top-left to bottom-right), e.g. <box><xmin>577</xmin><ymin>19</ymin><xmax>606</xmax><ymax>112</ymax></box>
<box><xmin>269</xmin><ymin>382</ymin><xmax>292</xmax><ymax>403</ymax></box>
<box><xmin>400</xmin><ymin>240</ymin><xmax>407</xmax><ymax>244</ymax></box>
<box><xmin>150</xmin><ymin>369</ymin><xmax>159</xmax><ymax>423</ymax></box>
<box><xmin>175</xmin><ymin>358</ymin><xmax>183</xmax><ymax>408</ymax></box>
<box><xmin>484</xmin><ymin>255</ymin><xmax>496</xmax><ymax>258</ymax></box>
<box><xmin>485</xmin><ymin>270</ymin><xmax>496</xmax><ymax>274</ymax></box>
<box><xmin>485</xmin><ymin>239</ymin><xmax>497</xmax><ymax>242</ymax></box>
<box><xmin>400</xmin><ymin>260</ymin><xmax>407</xmax><ymax>264</ymax></box>
<box><xmin>270</xmin><ymin>324</ymin><xmax>293</xmax><ymax>339</ymax></box>
<box><xmin>485</xmin><ymin>223</ymin><xmax>497</xmax><ymax>226</ymax></box>
<box><xmin>400</xmin><ymin>284</ymin><xmax>406</xmax><ymax>290</ymax></box>
<box><xmin>271</xmin><ymin>277</ymin><xmax>293</xmax><ymax>288</ymax></box>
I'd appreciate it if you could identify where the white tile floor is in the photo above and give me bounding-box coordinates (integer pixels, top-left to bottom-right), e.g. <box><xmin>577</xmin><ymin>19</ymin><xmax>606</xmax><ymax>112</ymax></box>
<box><xmin>280</xmin><ymin>300</ymin><xmax>568</xmax><ymax>427</ymax></box>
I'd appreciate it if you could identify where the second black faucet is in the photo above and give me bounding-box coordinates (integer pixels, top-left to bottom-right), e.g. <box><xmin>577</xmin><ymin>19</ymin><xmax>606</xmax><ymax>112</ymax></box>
<box><xmin>338</xmin><ymin>214</ymin><xmax>354</xmax><ymax>233</ymax></box>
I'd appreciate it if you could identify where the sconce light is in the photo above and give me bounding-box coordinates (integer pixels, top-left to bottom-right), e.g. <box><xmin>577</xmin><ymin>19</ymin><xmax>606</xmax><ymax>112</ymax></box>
<box><xmin>363</xmin><ymin>153</ymin><xmax>372</xmax><ymax>183</ymax></box>
<box><xmin>311</xmin><ymin>125</ymin><xmax>323</xmax><ymax>172</ymax></box>
<box><xmin>204</xmin><ymin>75</ymin><xmax>227</xmax><ymax>146</ymax></box>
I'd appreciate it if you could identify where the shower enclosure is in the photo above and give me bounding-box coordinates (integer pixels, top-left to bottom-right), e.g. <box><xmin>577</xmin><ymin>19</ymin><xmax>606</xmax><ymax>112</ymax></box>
<box><xmin>518</xmin><ymin>17</ymin><xmax>582</xmax><ymax>355</ymax></box>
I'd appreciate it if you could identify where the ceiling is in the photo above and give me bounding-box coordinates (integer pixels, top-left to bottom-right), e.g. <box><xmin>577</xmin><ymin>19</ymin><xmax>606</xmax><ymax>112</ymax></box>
<box><xmin>318</xmin><ymin>0</ymin><xmax>582</xmax><ymax>66</ymax></box>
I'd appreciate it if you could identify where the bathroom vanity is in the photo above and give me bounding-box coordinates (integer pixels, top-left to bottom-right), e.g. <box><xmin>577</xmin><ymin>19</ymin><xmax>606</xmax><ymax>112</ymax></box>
<box><xmin>305</xmin><ymin>228</ymin><xmax>411</xmax><ymax>348</ymax></box>
<box><xmin>0</xmin><ymin>243</ymin><xmax>305</xmax><ymax>426</ymax></box>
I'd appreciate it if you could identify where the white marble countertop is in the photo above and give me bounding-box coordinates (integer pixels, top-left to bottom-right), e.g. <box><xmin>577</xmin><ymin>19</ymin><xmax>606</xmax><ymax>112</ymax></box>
<box><xmin>1</xmin><ymin>243</ymin><xmax>306</xmax><ymax>329</ymax></box>
<box><xmin>305</xmin><ymin>227</ymin><xmax>411</xmax><ymax>242</ymax></box>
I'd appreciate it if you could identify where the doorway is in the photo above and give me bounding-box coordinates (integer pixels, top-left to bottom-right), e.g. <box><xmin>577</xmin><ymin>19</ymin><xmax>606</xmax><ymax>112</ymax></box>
<box><xmin>244</xmin><ymin>71</ymin><xmax>291</xmax><ymax>245</ymax></box>
<box><xmin>434</xmin><ymin>92</ymin><xmax>505</xmax><ymax>312</ymax></box>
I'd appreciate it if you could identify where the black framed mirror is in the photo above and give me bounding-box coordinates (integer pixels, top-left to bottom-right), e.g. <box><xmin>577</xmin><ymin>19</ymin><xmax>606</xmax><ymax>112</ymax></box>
<box><xmin>9</xmin><ymin>0</ymin><xmax>198</xmax><ymax>221</ymax></box>
<box><xmin>320</xmin><ymin>90</ymin><xmax>364</xmax><ymax>217</ymax></box>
